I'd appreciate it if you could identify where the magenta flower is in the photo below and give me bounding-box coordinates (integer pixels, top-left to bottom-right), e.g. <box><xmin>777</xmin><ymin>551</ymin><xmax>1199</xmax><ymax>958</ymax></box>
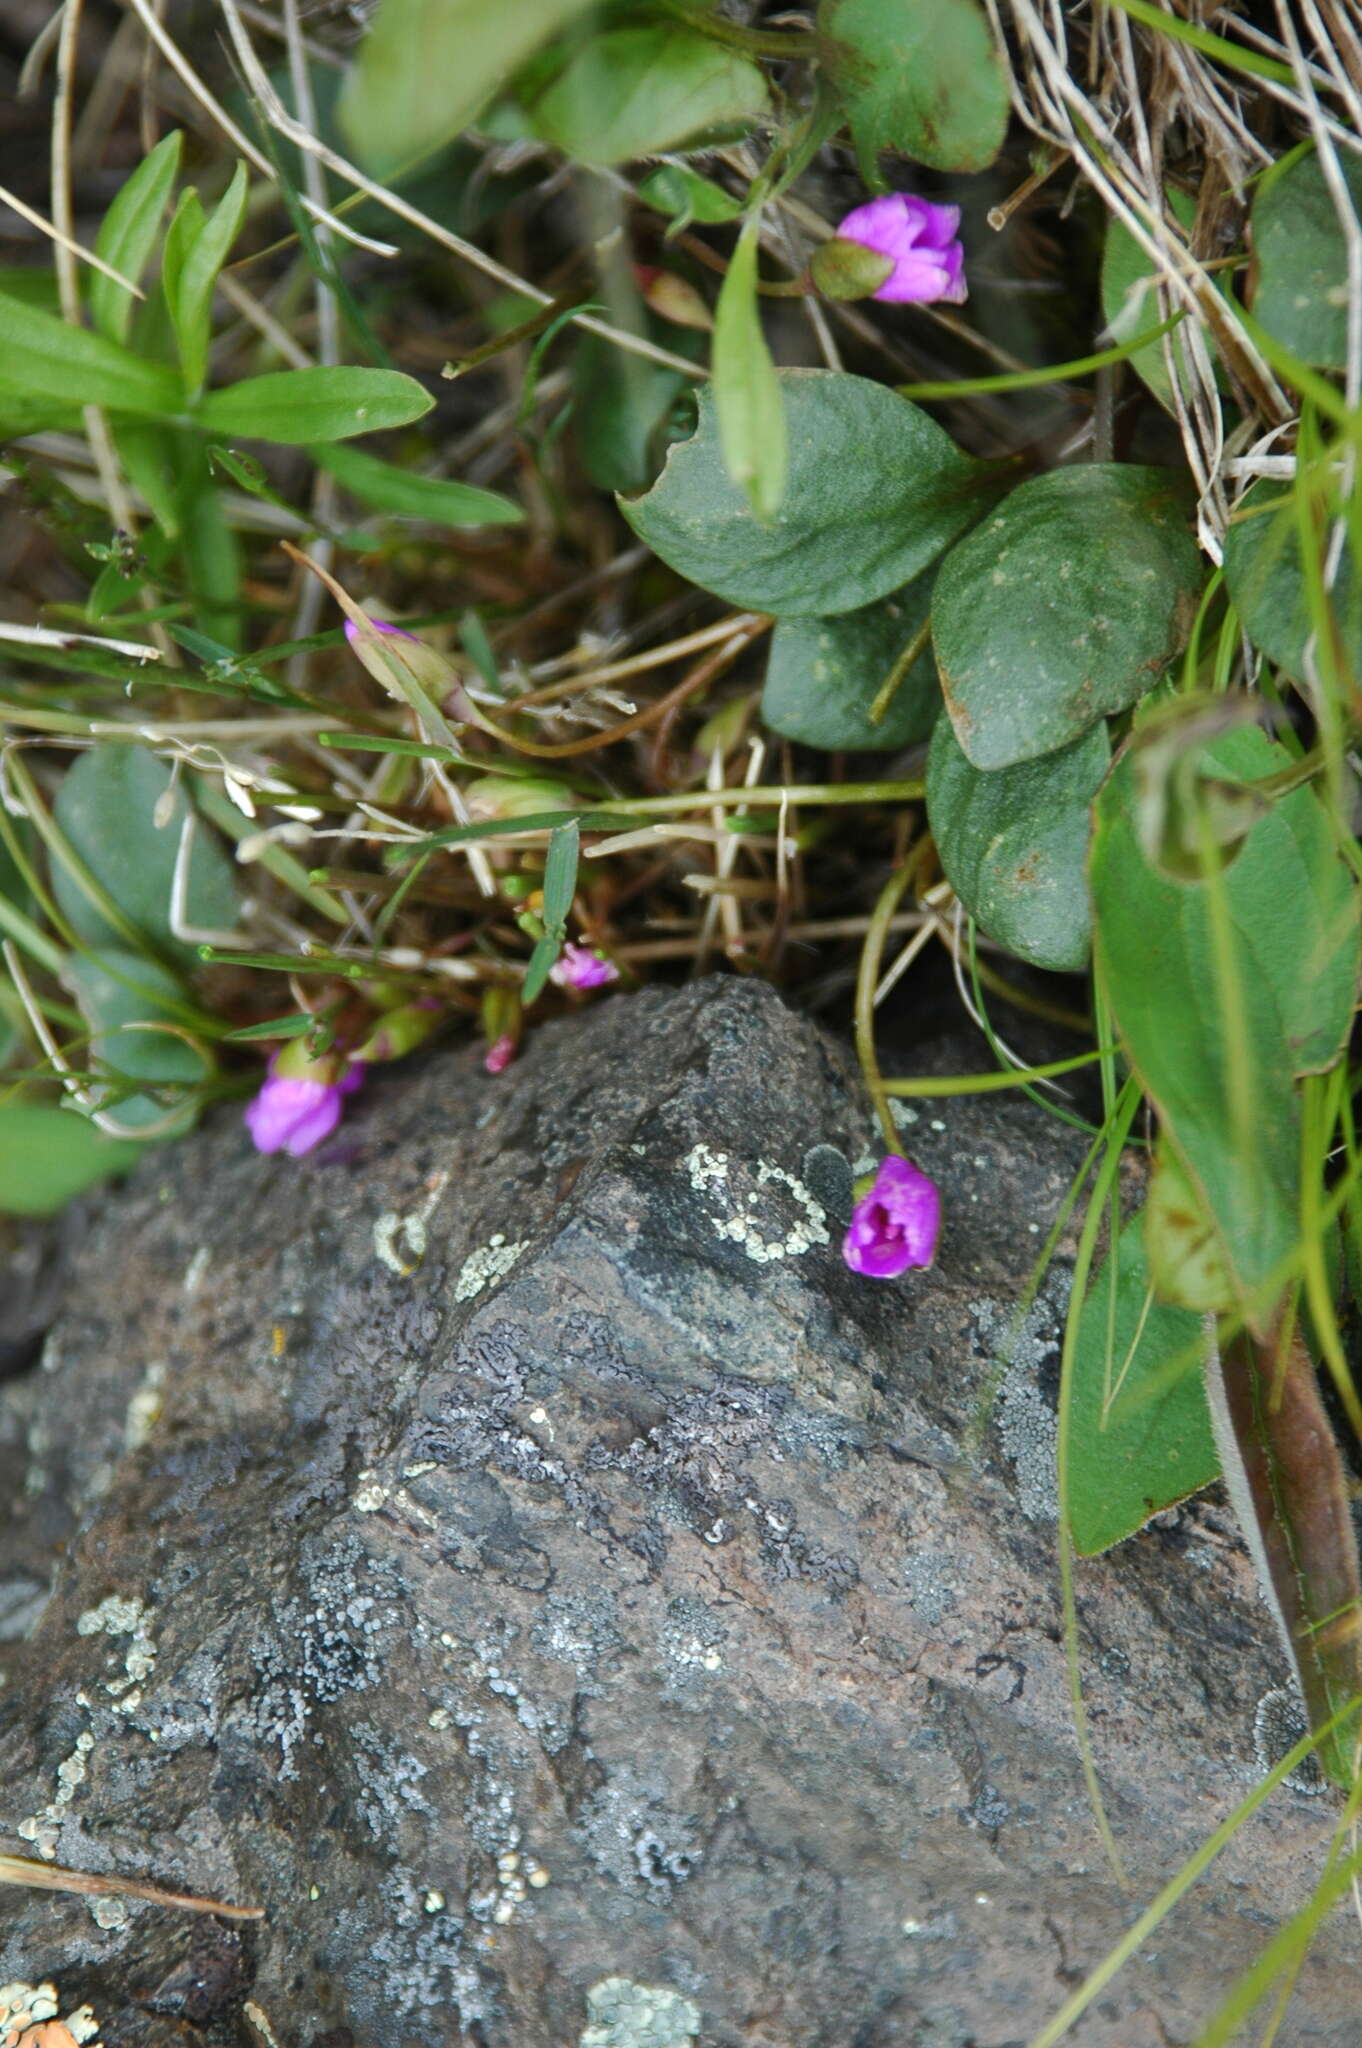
<box><xmin>484</xmin><ymin>1033</ymin><xmax>517</xmax><ymax>1075</ymax></box>
<box><xmin>244</xmin><ymin>1054</ymin><xmax>363</xmax><ymax>1158</ymax></box>
<box><xmin>344</xmin><ymin>615</ymin><xmax>420</xmax><ymax>647</ymax></box>
<box><xmin>833</xmin><ymin>195</ymin><xmax>967</xmax><ymax>306</ymax></box>
<box><xmin>843</xmin><ymin>1154</ymin><xmax>941</xmax><ymax>1278</ymax></box>
<box><xmin>549</xmin><ymin>943</ymin><xmax>620</xmax><ymax>992</ymax></box>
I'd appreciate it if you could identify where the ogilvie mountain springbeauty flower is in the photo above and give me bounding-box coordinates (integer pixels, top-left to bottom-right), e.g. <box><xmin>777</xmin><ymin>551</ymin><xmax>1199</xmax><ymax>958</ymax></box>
<box><xmin>828</xmin><ymin>194</ymin><xmax>967</xmax><ymax>306</ymax></box>
<box><xmin>843</xmin><ymin>1154</ymin><xmax>941</xmax><ymax>1278</ymax></box>
<box><xmin>550</xmin><ymin>943</ymin><xmax>620</xmax><ymax>992</ymax></box>
<box><xmin>245</xmin><ymin>1049</ymin><xmax>364</xmax><ymax>1158</ymax></box>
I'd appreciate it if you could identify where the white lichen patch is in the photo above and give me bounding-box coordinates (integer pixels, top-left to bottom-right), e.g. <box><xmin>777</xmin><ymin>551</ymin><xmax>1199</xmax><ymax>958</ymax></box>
<box><xmin>681</xmin><ymin>1143</ymin><xmax>829</xmax><ymax>1265</ymax></box>
<box><xmin>972</xmin><ymin>1283</ymin><xmax>1070</xmax><ymax>1523</ymax></box>
<box><xmin>453</xmin><ymin>1233</ymin><xmax>529</xmax><ymax>1303</ymax></box>
<box><xmin>579</xmin><ymin>1976</ymin><xmax>701</xmax><ymax>2048</ymax></box>
<box><xmin>89</xmin><ymin>1896</ymin><xmax>128</xmax><ymax>1932</ymax></box>
<box><xmin>77</xmin><ymin>1594</ymin><xmax>157</xmax><ymax>1696</ymax></box>
<box><xmin>373</xmin><ymin>1171</ymin><xmax>450</xmax><ymax>1277</ymax></box>
<box><xmin>123</xmin><ymin>1360</ymin><xmax>166</xmax><ymax>1452</ymax></box>
<box><xmin>17</xmin><ymin>1727</ymin><xmax>94</xmax><ymax>1860</ymax></box>
<box><xmin>0</xmin><ymin>1981</ymin><xmax>101</xmax><ymax>2046</ymax></box>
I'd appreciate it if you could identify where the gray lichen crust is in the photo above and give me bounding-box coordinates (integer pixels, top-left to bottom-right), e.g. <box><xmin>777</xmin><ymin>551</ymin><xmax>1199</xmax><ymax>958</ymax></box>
<box><xmin>0</xmin><ymin>981</ymin><xmax>1348</xmax><ymax>2047</ymax></box>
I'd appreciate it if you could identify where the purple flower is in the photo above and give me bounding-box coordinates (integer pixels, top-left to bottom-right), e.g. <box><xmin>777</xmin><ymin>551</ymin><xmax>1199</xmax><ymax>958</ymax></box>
<box><xmin>843</xmin><ymin>1154</ymin><xmax>941</xmax><ymax>1278</ymax></box>
<box><xmin>344</xmin><ymin>615</ymin><xmax>420</xmax><ymax>647</ymax></box>
<box><xmin>549</xmin><ymin>943</ymin><xmax>620</xmax><ymax>992</ymax></box>
<box><xmin>833</xmin><ymin>194</ymin><xmax>967</xmax><ymax>306</ymax></box>
<box><xmin>244</xmin><ymin>1055</ymin><xmax>363</xmax><ymax>1158</ymax></box>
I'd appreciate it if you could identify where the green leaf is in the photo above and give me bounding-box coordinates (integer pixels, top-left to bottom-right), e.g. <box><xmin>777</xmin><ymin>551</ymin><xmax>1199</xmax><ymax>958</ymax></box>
<box><xmin>818</xmin><ymin>0</ymin><xmax>1008</xmax><ymax>176</ymax></box>
<box><xmin>1088</xmin><ymin>727</ymin><xmax>1360</xmax><ymax>1312</ymax></box>
<box><xmin>1067</xmin><ymin>1212</ymin><xmax>1219</xmax><ymax>1555</ymax></box>
<box><xmin>177</xmin><ymin>430</ymin><xmax>243</xmax><ymax>649</ymax></box>
<box><xmin>0</xmin><ymin>288</ymin><xmax>182</xmax><ymax>416</ymax></box>
<box><xmin>927</xmin><ymin>714</ymin><xmax>1108</xmax><ymax>971</ymax></box>
<box><xmin>50</xmin><ymin>744</ymin><xmax>239</xmax><ymax>962</ymax></box>
<box><xmin>522</xmin><ymin>928</ymin><xmax>562</xmax><ymax>1006</ymax></box>
<box><xmin>933</xmin><ymin>464</ymin><xmax>1202</xmax><ymax>769</ymax></box>
<box><xmin>64</xmin><ymin>948</ymin><xmax>210</xmax><ymax>1133</ymax></box>
<box><xmin>530</xmin><ymin>24</ymin><xmax>769</xmax><ymax>165</ymax></box>
<box><xmin>1100</xmin><ymin>186</ymin><xmax>1201</xmax><ymax>414</ymax></box>
<box><xmin>1250</xmin><ymin>145</ymin><xmax>1362</xmax><ymax>371</ymax></box>
<box><xmin>713</xmin><ymin>219</ymin><xmax>786</xmax><ymax>522</ymax></box>
<box><xmin>622</xmin><ymin>368</ymin><xmax>987</xmax><ymax>615</ymax></box>
<box><xmin>309</xmin><ymin>440</ymin><xmax>523</xmax><ymax>525</ymax></box>
<box><xmin>112</xmin><ymin>417</ymin><xmax>181</xmax><ymax>537</ymax></box>
<box><xmin>171</xmin><ymin>161</ymin><xmax>248</xmax><ymax>395</ymax></box>
<box><xmin>337</xmin><ymin>0</ymin><xmax>598</xmax><ymax>177</ymax></box>
<box><xmin>637</xmin><ymin>163</ymin><xmax>744</xmax><ymax>230</ymax></box>
<box><xmin>195</xmin><ymin>366</ymin><xmax>434</xmax><ymax>443</ymax></box>
<box><xmin>762</xmin><ymin>573</ymin><xmax>939</xmax><ymax>750</ymax></box>
<box><xmin>574</xmin><ymin>330</ymin><xmax>686</xmax><ymax>496</ymax></box>
<box><xmin>1145</xmin><ymin>1140</ymin><xmax>1236</xmax><ymax>1312</ymax></box>
<box><xmin>160</xmin><ymin>187</ymin><xmax>205</xmax><ymax>317</ymax></box>
<box><xmin>1222</xmin><ymin>477</ymin><xmax>1362</xmax><ymax>682</ymax></box>
<box><xmin>541</xmin><ymin>818</ymin><xmax>580</xmax><ymax>932</ymax></box>
<box><xmin>0</xmin><ymin>1102</ymin><xmax>143</xmax><ymax>1216</ymax></box>
<box><xmin>90</xmin><ymin>129</ymin><xmax>183</xmax><ymax>344</ymax></box>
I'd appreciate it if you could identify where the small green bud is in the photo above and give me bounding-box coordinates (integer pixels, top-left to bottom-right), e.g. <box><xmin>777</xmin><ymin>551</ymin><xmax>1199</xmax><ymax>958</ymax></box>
<box><xmin>809</xmin><ymin>237</ymin><xmax>896</xmax><ymax>302</ymax></box>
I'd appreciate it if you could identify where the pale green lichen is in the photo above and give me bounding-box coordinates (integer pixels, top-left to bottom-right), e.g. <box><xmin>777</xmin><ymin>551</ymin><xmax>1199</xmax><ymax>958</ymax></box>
<box><xmin>579</xmin><ymin>1976</ymin><xmax>701</xmax><ymax>2048</ymax></box>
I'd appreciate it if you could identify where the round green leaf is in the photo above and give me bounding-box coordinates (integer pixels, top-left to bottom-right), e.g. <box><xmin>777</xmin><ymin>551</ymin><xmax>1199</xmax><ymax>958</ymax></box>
<box><xmin>51</xmin><ymin>744</ymin><xmax>239</xmax><ymax>961</ymax></box>
<box><xmin>818</xmin><ymin>0</ymin><xmax>1008</xmax><ymax>174</ymax></box>
<box><xmin>933</xmin><ymin>464</ymin><xmax>1202</xmax><ymax>769</ymax></box>
<box><xmin>531</xmin><ymin>26</ymin><xmax>769</xmax><ymax>165</ymax></box>
<box><xmin>622</xmin><ymin>369</ymin><xmax>987</xmax><ymax>616</ymax></box>
<box><xmin>64</xmin><ymin>949</ymin><xmax>209</xmax><ymax>1135</ymax></box>
<box><xmin>196</xmin><ymin>367</ymin><xmax>433</xmax><ymax>444</ymax></box>
<box><xmin>926</xmin><ymin>715</ymin><xmax>1108</xmax><ymax>970</ymax></box>
<box><xmin>0</xmin><ymin>1102</ymin><xmax>143</xmax><ymax>1217</ymax></box>
<box><xmin>1222</xmin><ymin>477</ymin><xmax>1362</xmax><ymax>682</ymax></box>
<box><xmin>762</xmin><ymin>575</ymin><xmax>940</xmax><ymax>751</ymax></box>
<box><xmin>1251</xmin><ymin>146</ymin><xmax>1362</xmax><ymax>371</ymax></box>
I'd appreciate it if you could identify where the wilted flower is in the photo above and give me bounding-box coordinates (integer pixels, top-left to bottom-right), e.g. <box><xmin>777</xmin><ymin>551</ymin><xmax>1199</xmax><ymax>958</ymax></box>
<box><xmin>483</xmin><ymin>1033</ymin><xmax>517</xmax><ymax>1075</ymax></box>
<box><xmin>828</xmin><ymin>194</ymin><xmax>967</xmax><ymax>306</ymax></box>
<box><xmin>549</xmin><ymin>943</ymin><xmax>620</xmax><ymax>992</ymax></box>
<box><xmin>842</xmin><ymin>1154</ymin><xmax>940</xmax><ymax>1278</ymax></box>
<box><xmin>244</xmin><ymin>1049</ymin><xmax>363</xmax><ymax>1158</ymax></box>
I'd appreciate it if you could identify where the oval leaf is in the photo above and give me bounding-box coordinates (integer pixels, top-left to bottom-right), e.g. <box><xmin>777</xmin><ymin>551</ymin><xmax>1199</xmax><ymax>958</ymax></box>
<box><xmin>934</xmin><ymin>464</ymin><xmax>1202</xmax><ymax>769</ymax></box>
<box><xmin>1251</xmin><ymin>145</ymin><xmax>1362</xmax><ymax>371</ymax></box>
<box><xmin>762</xmin><ymin>575</ymin><xmax>939</xmax><ymax>750</ymax></box>
<box><xmin>309</xmin><ymin>441</ymin><xmax>523</xmax><ymax>526</ymax></box>
<box><xmin>64</xmin><ymin>948</ymin><xmax>210</xmax><ymax>1133</ymax></box>
<box><xmin>51</xmin><ymin>745</ymin><xmax>239</xmax><ymax>961</ymax></box>
<box><xmin>818</xmin><ymin>0</ymin><xmax>1008</xmax><ymax>174</ymax></box>
<box><xmin>531</xmin><ymin>25</ymin><xmax>769</xmax><ymax>165</ymax></box>
<box><xmin>927</xmin><ymin>714</ymin><xmax>1108</xmax><ymax>970</ymax></box>
<box><xmin>0</xmin><ymin>289</ymin><xmax>181</xmax><ymax>416</ymax></box>
<box><xmin>0</xmin><ymin>1103</ymin><xmax>142</xmax><ymax>1217</ymax></box>
<box><xmin>1222</xmin><ymin>477</ymin><xmax>1362</xmax><ymax>683</ymax></box>
<box><xmin>196</xmin><ymin>367</ymin><xmax>433</xmax><ymax>444</ymax></box>
<box><xmin>1067</xmin><ymin>1212</ymin><xmax>1219</xmax><ymax>1557</ymax></box>
<box><xmin>622</xmin><ymin>368</ymin><xmax>987</xmax><ymax>615</ymax></box>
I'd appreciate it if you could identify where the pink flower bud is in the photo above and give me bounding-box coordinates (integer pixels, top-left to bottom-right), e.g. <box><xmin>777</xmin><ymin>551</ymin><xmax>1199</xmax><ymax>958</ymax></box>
<box><xmin>484</xmin><ymin>1033</ymin><xmax>517</xmax><ymax>1075</ymax></box>
<box><xmin>549</xmin><ymin>943</ymin><xmax>620</xmax><ymax>992</ymax></box>
<box><xmin>831</xmin><ymin>194</ymin><xmax>967</xmax><ymax>306</ymax></box>
<box><xmin>343</xmin><ymin>615</ymin><xmax>421</xmax><ymax>646</ymax></box>
<box><xmin>244</xmin><ymin>1052</ymin><xmax>363</xmax><ymax>1158</ymax></box>
<box><xmin>842</xmin><ymin>1154</ymin><xmax>941</xmax><ymax>1278</ymax></box>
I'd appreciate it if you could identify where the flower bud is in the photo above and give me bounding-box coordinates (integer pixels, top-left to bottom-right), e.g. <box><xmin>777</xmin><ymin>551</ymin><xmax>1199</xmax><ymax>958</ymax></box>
<box><xmin>809</xmin><ymin>237</ymin><xmax>896</xmax><ymax>302</ymax></box>
<box><xmin>829</xmin><ymin>194</ymin><xmax>967</xmax><ymax>306</ymax></box>
<box><xmin>351</xmin><ymin>1000</ymin><xmax>442</xmax><ymax>1064</ymax></box>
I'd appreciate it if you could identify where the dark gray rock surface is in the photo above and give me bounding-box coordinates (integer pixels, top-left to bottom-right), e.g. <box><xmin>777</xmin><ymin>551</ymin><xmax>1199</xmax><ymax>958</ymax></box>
<box><xmin>0</xmin><ymin>978</ymin><xmax>1354</xmax><ymax>2047</ymax></box>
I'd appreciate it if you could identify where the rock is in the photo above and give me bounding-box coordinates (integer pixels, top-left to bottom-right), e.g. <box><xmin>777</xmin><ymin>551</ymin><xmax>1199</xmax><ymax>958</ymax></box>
<box><xmin>0</xmin><ymin>978</ymin><xmax>1352</xmax><ymax>2046</ymax></box>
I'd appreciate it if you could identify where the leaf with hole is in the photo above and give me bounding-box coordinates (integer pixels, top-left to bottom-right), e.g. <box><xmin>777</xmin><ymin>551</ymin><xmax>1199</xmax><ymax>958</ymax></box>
<box><xmin>713</xmin><ymin>219</ymin><xmax>786</xmax><ymax>521</ymax></box>
<box><xmin>1222</xmin><ymin>477</ymin><xmax>1362</xmax><ymax>683</ymax></box>
<box><xmin>762</xmin><ymin>573</ymin><xmax>939</xmax><ymax>750</ymax></box>
<box><xmin>622</xmin><ymin>369</ymin><xmax>988</xmax><ymax>615</ymax></box>
<box><xmin>933</xmin><ymin>464</ymin><xmax>1202</xmax><ymax>769</ymax></box>
<box><xmin>50</xmin><ymin>745</ymin><xmax>239</xmax><ymax>963</ymax></box>
<box><xmin>0</xmin><ymin>1102</ymin><xmax>143</xmax><ymax>1216</ymax></box>
<box><xmin>1066</xmin><ymin>1212</ymin><xmax>1219</xmax><ymax>1556</ymax></box>
<box><xmin>818</xmin><ymin>0</ymin><xmax>1008</xmax><ymax>176</ymax></box>
<box><xmin>90</xmin><ymin>128</ymin><xmax>183</xmax><ymax>344</ymax></box>
<box><xmin>927</xmin><ymin>714</ymin><xmax>1108</xmax><ymax>970</ymax></box>
<box><xmin>1250</xmin><ymin>145</ymin><xmax>1362</xmax><ymax>371</ymax></box>
<box><xmin>310</xmin><ymin>440</ymin><xmax>523</xmax><ymax>525</ymax></box>
<box><xmin>195</xmin><ymin>367</ymin><xmax>433</xmax><ymax>444</ymax></box>
<box><xmin>529</xmin><ymin>24</ymin><xmax>769</xmax><ymax>165</ymax></box>
<box><xmin>338</xmin><ymin>0</ymin><xmax>599</xmax><ymax>176</ymax></box>
<box><xmin>0</xmin><ymin>289</ymin><xmax>182</xmax><ymax>415</ymax></box>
